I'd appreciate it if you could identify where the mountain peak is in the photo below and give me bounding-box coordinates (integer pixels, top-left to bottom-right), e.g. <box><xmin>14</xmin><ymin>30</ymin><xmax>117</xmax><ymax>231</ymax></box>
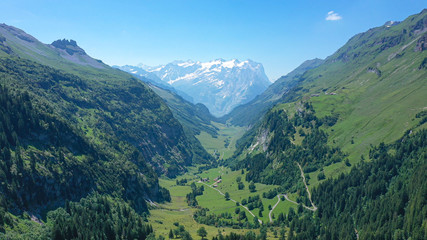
<box><xmin>130</xmin><ymin>58</ymin><xmax>271</xmax><ymax>116</ymax></box>
<box><xmin>51</xmin><ymin>39</ymin><xmax>86</xmax><ymax>55</ymax></box>
<box><xmin>0</xmin><ymin>23</ymin><xmax>38</xmax><ymax>43</ymax></box>
<box><xmin>383</xmin><ymin>20</ymin><xmax>400</xmax><ymax>28</ymax></box>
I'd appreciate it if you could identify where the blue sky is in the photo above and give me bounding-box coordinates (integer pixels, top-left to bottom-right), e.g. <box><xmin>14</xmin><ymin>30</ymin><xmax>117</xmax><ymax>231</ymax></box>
<box><xmin>1</xmin><ymin>0</ymin><xmax>425</xmax><ymax>80</ymax></box>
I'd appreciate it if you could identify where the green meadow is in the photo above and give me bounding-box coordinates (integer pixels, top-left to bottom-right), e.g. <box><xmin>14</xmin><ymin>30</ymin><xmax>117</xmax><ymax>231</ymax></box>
<box><xmin>148</xmin><ymin>166</ymin><xmax>303</xmax><ymax>238</ymax></box>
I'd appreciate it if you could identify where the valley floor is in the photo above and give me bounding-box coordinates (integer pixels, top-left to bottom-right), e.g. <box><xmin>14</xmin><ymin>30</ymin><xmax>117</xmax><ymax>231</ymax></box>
<box><xmin>148</xmin><ymin>164</ymin><xmax>318</xmax><ymax>239</ymax></box>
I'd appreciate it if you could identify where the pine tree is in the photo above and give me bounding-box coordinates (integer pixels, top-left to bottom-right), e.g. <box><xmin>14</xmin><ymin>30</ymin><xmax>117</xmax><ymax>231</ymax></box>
<box><xmin>169</xmin><ymin>229</ymin><xmax>174</xmax><ymax>239</ymax></box>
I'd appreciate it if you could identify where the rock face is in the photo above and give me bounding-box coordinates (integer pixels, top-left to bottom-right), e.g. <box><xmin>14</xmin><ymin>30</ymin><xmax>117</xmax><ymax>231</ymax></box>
<box><xmin>138</xmin><ymin>59</ymin><xmax>271</xmax><ymax>116</ymax></box>
<box><xmin>49</xmin><ymin>39</ymin><xmax>106</xmax><ymax>69</ymax></box>
<box><xmin>51</xmin><ymin>39</ymin><xmax>86</xmax><ymax>55</ymax></box>
<box><xmin>415</xmin><ymin>33</ymin><xmax>427</xmax><ymax>52</ymax></box>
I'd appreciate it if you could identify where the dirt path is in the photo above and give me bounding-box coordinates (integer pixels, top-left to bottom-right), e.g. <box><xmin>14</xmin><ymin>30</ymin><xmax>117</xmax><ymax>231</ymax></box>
<box><xmin>268</xmin><ymin>193</ymin><xmax>316</xmax><ymax>222</ymax></box>
<box><xmin>296</xmin><ymin>162</ymin><xmax>317</xmax><ymax>211</ymax></box>
<box><xmin>197</xmin><ymin>181</ymin><xmax>263</xmax><ymax>224</ymax></box>
<box><xmin>268</xmin><ymin>163</ymin><xmax>318</xmax><ymax>222</ymax></box>
<box><xmin>269</xmin><ymin>195</ymin><xmax>282</xmax><ymax>222</ymax></box>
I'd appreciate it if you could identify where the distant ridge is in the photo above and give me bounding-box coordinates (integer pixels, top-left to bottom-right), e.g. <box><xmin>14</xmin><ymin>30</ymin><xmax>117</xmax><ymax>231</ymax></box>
<box><xmin>0</xmin><ymin>23</ymin><xmax>105</xmax><ymax>69</ymax></box>
<box><xmin>127</xmin><ymin>59</ymin><xmax>271</xmax><ymax>116</ymax></box>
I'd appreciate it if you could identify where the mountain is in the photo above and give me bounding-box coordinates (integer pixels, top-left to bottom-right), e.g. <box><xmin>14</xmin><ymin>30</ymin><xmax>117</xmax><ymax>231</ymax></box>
<box><xmin>114</xmin><ymin>65</ymin><xmax>219</xmax><ymax>138</ymax></box>
<box><xmin>114</xmin><ymin>65</ymin><xmax>220</xmax><ymax>164</ymax></box>
<box><xmin>149</xmin><ymin>84</ymin><xmax>218</xmax><ymax>137</ymax></box>
<box><xmin>224</xmin><ymin>9</ymin><xmax>427</xmax><ymax>238</ymax></box>
<box><xmin>0</xmin><ymin>23</ymin><xmax>213</xmax><ymax>234</ymax></box>
<box><xmin>222</xmin><ymin>58</ymin><xmax>324</xmax><ymax>126</ymax></box>
<box><xmin>133</xmin><ymin>59</ymin><xmax>271</xmax><ymax>116</ymax></box>
<box><xmin>230</xmin><ymin>8</ymin><xmax>427</xmax><ymax>185</ymax></box>
<box><xmin>0</xmin><ymin>23</ymin><xmax>212</xmax><ymax>176</ymax></box>
<box><xmin>114</xmin><ymin>64</ymin><xmax>195</xmax><ymax>102</ymax></box>
<box><xmin>0</xmin><ymin>24</ymin><xmax>106</xmax><ymax>70</ymax></box>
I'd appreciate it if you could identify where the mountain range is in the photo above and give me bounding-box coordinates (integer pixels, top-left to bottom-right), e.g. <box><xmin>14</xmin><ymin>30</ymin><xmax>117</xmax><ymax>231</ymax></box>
<box><xmin>119</xmin><ymin>59</ymin><xmax>271</xmax><ymax>116</ymax></box>
<box><xmin>0</xmin><ymin>8</ymin><xmax>426</xmax><ymax>240</ymax></box>
<box><xmin>0</xmin><ymin>22</ymin><xmax>213</xmax><ymax>225</ymax></box>
<box><xmin>230</xmin><ymin>11</ymin><xmax>427</xmax><ymax>162</ymax></box>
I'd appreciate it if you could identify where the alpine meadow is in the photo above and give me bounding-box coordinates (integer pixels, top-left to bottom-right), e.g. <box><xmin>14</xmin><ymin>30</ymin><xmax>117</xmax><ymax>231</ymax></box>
<box><xmin>0</xmin><ymin>3</ymin><xmax>426</xmax><ymax>240</ymax></box>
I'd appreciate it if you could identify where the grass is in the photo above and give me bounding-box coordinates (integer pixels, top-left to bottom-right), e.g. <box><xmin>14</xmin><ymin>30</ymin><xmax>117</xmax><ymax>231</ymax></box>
<box><xmin>196</xmin><ymin>123</ymin><xmax>246</xmax><ymax>160</ymax></box>
<box><xmin>148</xmin><ymin>166</ymin><xmax>302</xmax><ymax>238</ymax></box>
<box><xmin>151</xmin><ymin>13</ymin><xmax>427</xmax><ymax>238</ymax></box>
<box><xmin>304</xmin><ymin>36</ymin><xmax>427</xmax><ymax>163</ymax></box>
<box><xmin>195</xmin><ymin>167</ymin><xmax>297</xmax><ymax>224</ymax></box>
<box><xmin>149</xmin><ymin>171</ymin><xmax>256</xmax><ymax>239</ymax></box>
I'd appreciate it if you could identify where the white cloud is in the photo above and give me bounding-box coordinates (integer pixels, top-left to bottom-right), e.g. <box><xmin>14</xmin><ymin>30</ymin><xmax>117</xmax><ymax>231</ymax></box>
<box><xmin>326</xmin><ymin>11</ymin><xmax>342</xmax><ymax>21</ymax></box>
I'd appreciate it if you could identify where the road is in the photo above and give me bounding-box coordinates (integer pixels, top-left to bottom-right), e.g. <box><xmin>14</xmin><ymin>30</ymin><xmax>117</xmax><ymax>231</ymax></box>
<box><xmin>197</xmin><ymin>162</ymin><xmax>317</xmax><ymax>224</ymax></box>
<box><xmin>197</xmin><ymin>181</ymin><xmax>263</xmax><ymax>224</ymax></box>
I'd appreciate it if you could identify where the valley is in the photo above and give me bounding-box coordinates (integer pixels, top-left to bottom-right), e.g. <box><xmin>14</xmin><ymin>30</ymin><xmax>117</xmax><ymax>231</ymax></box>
<box><xmin>0</xmin><ymin>6</ymin><xmax>426</xmax><ymax>240</ymax></box>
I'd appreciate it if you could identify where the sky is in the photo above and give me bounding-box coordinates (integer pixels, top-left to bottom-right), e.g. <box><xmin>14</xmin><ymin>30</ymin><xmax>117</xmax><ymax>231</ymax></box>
<box><xmin>1</xmin><ymin>0</ymin><xmax>426</xmax><ymax>81</ymax></box>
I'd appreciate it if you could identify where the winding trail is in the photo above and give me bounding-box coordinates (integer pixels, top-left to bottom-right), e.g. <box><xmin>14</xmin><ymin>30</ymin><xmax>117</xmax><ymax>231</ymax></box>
<box><xmin>197</xmin><ymin>181</ymin><xmax>263</xmax><ymax>224</ymax></box>
<box><xmin>296</xmin><ymin>163</ymin><xmax>317</xmax><ymax>211</ymax></box>
<box><xmin>268</xmin><ymin>162</ymin><xmax>318</xmax><ymax>222</ymax></box>
<box><xmin>269</xmin><ymin>194</ymin><xmax>283</xmax><ymax>222</ymax></box>
<box><xmin>196</xmin><ymin>162</ymin><xmax>317</xmax><ymax>224</ymax></box>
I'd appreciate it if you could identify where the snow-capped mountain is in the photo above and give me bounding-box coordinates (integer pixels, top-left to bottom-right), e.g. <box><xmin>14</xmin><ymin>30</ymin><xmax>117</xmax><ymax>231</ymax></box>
<box><xmin>114</xmin><ymin>65</ymin><xmax>195</xmax><ymax>102</ymax></box>
<box><xmin>133</xmin><ymin>59</ymin><xmax>271</xmax><ymax>116</ymax></box>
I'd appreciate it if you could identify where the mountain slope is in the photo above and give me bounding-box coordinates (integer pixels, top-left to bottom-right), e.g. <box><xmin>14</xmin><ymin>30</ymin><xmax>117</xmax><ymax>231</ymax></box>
<box><xmin>224</xmin><ymin>11</ymin><xmax>427</xmax><ymax>239</ymax></box>
<box><xmin>115</xmin><ymin>65</ymin><xmax>219</xmax><ymax>163</ymax></box>
<box><xmin>149</xmin><ymin>84</ymin><xmax>218</xmax><ymax>137</ymax></box>
<box><xmin>115</xmin><ymin>64</ymin><xmax>195</xmax><ymax>102</ymax></box>
<box><xmin>294</xmin><ymin>9</ymin><xmax>427</xmax><ymax>159</ymax></box>
<box><xmin>233</xmin><ymin>9</ymin><xmax>427</xmax><ymax>169</ymax></box>
<box><xmin>0</xmin><ymin>59</ymin><xmax>172</xmax><ymax>212</ymax></box>
<box><xmin>136</xmin><ymin>59</ymin><xmax>271</xmax><ymax>116</ymax></box>
<box><xmin>222</xmin><ymin>58</ymin><xmax>324</xmax><ymax>126</ymax></box>
<box><xmin>149</xmin><ymin>84</ymin><xmax>218</xmax><ymax>164</ymax></box>
<box><xmin>273</xmin><ymin>130</ymin><xmax>426</xmax><ymax>239</ymax></box>
<box><xmin>0</xmin><ymin>23</ymin><xmax>208</xmax><ymax>176</ymax></box>
<box><xmin>0</xmin><ymin>82</ymin><xmax>170</xmax><ymax>217</ymax></box>
<box><xmin>0</xmin><ymin>24</ymin><xmax>106</xmax><ymax>70</ymax></box>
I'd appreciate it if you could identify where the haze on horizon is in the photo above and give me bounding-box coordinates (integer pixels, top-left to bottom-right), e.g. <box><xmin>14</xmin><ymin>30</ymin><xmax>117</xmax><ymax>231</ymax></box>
<box><xmin>1</xmin><ymin>0</ymin><xmax>425</xmax><ymax>81</ymax></box>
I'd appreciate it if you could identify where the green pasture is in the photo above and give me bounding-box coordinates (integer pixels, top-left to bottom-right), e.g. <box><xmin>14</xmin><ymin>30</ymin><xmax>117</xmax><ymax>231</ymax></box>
<box><xmin>196</xmin><ymin>123</ymin><xmax>246</xmax><ymax>160</ymax></box>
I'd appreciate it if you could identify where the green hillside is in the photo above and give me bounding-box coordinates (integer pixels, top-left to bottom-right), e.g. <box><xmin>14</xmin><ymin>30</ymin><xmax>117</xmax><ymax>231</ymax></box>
<box><xmin>0</xmin><ymin>24</ymin><xmax>211</xmax><ymax>176</ymax></box>
<box><xmin>0</xmin><ymin>24</ymin><xmax>208</xmax><ymax>238</ymax></box>
<box><xmin>0</xmin><ymin>8</ymin><xmax>426</xmax><ymax>240</ymax></box>
<box><xmin>148</xmin><ymin>84</ymin><xmax>218</xmax><ymax>164</ymax></box>
<box><xmin>150</xmin><ymin>84</ymin><xmax>218</xmax><ymax>138</ymax></box>
<box><xmin>283</xmin><ymin>130</ymin><xmax>427</xmax><ymax>239</ymax></box>
<box><xmin>295</xmin><ymin>9</ymin><xmax>427</xmax><ymax>160</ymax></box>
<box><xmin>232</xmin><ymin>9</ymin><xmax>427</xmax><ymax>167</ymax></box>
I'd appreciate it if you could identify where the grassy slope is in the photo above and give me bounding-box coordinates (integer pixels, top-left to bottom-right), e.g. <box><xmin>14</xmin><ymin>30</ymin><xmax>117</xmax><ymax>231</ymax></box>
<box><xmin>196</xmin><ymin>122</ymin><xmax>246</xmax><ymax>160</ymax></box>
<box><xmin>149</xmin><ymin>166</ymin><xmax>302</xmax><ymax>239</ymax></box>
<box><xmin>0</xmin><ymin>24</ymin><xmax>210</xmax><ymax>175</ymax></box>
<box><xmin>303</xmin><ymin>30</ymin><xmax>427</xmax><ymax>161</ymax></box>
<box><xmin>233</xmin><ymin>9</ymin><xmax>427</xmax><ymax>184</ymax></box>
<box><xmin>149</xmin><ymin>169</ymin><xmax>255</xmax><ymax>239</ymax></box>
<box><xmin>153</xmin><ymin>10</ymin><xmax>427</xmax><ymax>239</ymax></box>
<box><xmin>149</xmin><ymin>84</ymin><xmax>219</xmax><ymax>136</ymax></box>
